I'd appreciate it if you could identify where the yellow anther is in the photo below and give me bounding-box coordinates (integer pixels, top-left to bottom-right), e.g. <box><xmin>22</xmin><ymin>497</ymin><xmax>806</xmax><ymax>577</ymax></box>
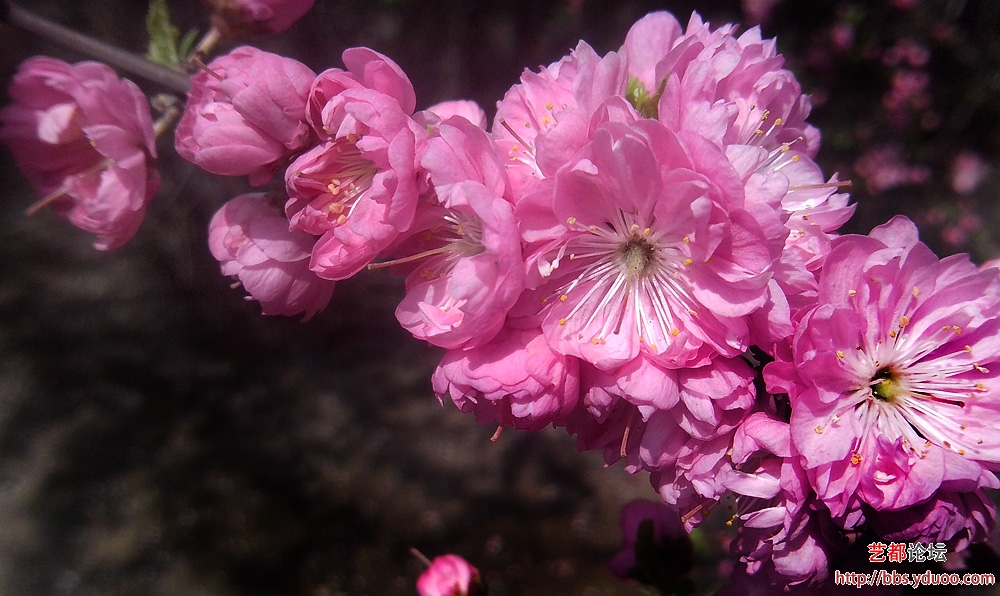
<box><xmin>836</xmin><ymin>350</ymin><xmax>845</xmax><ymax>359</ymax></box>
<box><xmin>671</xmin><ymin>328</ymin><xmax>680</xmax><ymax>336</ymax></box>
<box><xmin>567</xmin><ymin>216</ymin><xmax>577</xmax><ymax>225</ymax></box>
<box><xmin>684</xmin><ymin>258</ymin><xmax>693</xmax><ymax>266</ymax></box>
<box><xmin>559</xmin><ymin>294</ymin><xmax>568</xmax><ymax>302</ymax></box>
<box><xmin>815</xmin><ymin>426</ymin><xmax>824</xmax><ymax>434</ymax></box>
<box><xmin>899</xmin><ymin>315</ymin><xmax>910</xmax><ymax>327</ymax></box>
<box><xmin>558</xmin><ymin>318</ymin><xmax>567</xmax><ymax>326</ymax></box>
<box><xmin>683</xmin><ymin>236</ymin><xmax>690</xmax><ymax>244</ymax></box>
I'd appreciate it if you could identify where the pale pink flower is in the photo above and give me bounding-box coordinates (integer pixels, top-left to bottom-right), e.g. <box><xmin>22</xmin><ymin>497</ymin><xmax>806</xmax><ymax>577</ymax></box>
<box><xmin>416</xmin><ymin>554</ymin><xmax>486</xmax><ymax>596</ymax></box>
<box><xmin>518</xmin><ymin>119</ymin><xmax>776</xmax><ymax>370</ymax></box>
<box><xmin>204</xmin><ymin>0</ymin><xmax>316</xmax><ymax>36</ymax></box>
<box><xmin>432</xmin><ymin>326</ymin><xmax>580</xmax><ymax>431</ymax></box>
<box><xmin>1</xmin><ymin>57</ymin><xmax>159</xmax><ymax>251</ymax></box>
<box><xmin>208</xmin><ymin>192</ymin><xmax>334</xmax><ymax>319</ymax></box>
<box><xmin>175</xmin><ymin>46</ymin><xmax>315</xmax><ymax>186</ymax></box>
<box><xmin>766</xmin><ymin>216</ymin><xmax>1000</xmax><ymax>523</ymax></box>
<box><xmin>286</xmin><ymin>48</ymin><xmax>422</xmax><ymax>280</ymax></box>
<box><xmin>853</xmin><ymin>145</ymin><xmax>930</xmax><ymax>194</ymax></box>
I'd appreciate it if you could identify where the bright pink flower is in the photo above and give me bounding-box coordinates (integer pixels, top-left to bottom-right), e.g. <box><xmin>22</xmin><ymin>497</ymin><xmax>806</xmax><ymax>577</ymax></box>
<box><xmin>1</xmin><ymin>57</ymin><xmax>159</xmax><ymax>250</ymax></box>
<box><xmin>204</xmin><ymin>0</ymin><xmax>316</xmax><ymax>36</ymax></box>
<box><xmin>175</xmin><ymin>46</ymin><xmax>315</xmax><ymax>186</ymax></box>
<box><xmin>286</xmin><ymin>48</ymin><xmax>422</xmax><ymax>279</ymax></box>
<box><xmin>392</xmin><ymin>118</ymin><xmax>522</xmax><ymax>349</ymax></box>
<box><xmin>208</xmin><ymin>192</ymin><xmax>334</xmax><ymax>319</ymax></box>
<box><xmin>766</xmin><ymin>216</ymin><xmax>1000</xmax><ymax>523</ymax></box>
<box><xmin>518</xmin><ymin>119</ymin><xmax>776</xmax><ymax>370</ymax></box>
<box><xmin>432</xmin><ymin>326</ymin><xmax>580</xmax><ymax>431</ymax></box>
<box><xmin>416</xmin><ymin>554</ymin><xmax>486</xmax><ymax>596</ymax></box>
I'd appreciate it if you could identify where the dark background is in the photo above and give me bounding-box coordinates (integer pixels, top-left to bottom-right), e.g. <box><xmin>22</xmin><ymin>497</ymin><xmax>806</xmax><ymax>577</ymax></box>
<box><xmin>2</xmin><ymin>1</ymin><xmax>1000</xmax><ymax>594</ymax></box>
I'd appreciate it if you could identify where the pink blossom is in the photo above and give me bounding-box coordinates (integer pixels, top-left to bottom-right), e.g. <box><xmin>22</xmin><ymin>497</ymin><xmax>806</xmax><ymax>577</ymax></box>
<box><xmin>722</xmin><ymin>412</ymin><xmax>832</xmax><ymax>590</ymax></box>
<box><xmin>204</xmin><ymin>0</ymin><xmax>316</xmax><ymax>36</ymax></box>
<box><xmin>621</xmin><ymin>12</ymin><xmax>820</xmax><ymax>155</ymax></box>
<box><xmin>869</xmin><ymin>489</ymin><xmax>996</xmax><ymax>552</ymax></box>
<box><xmin>392</xmin><ymin>118</ymin><xmax>522</xmax><ymax>349</ymax></box>
<box><xmin>0</xmin><ymin>57</ymin><xmax>159</xmax><ymax>250</ymax></box>
<box><xmin>208</xmin><ymin>192</ymin><xmax>335</xmax><ymax>319</ymax></box>
<box><xmin>175</xmin><ymin>46</ymin><xmax>315</xmax><ymax>186</ymax></box>
<box><xmin>432</xmin><ymin>326</ymin><xmax>580</xmax><ymax>431</ymax></box>
<box><xmin>492</xmin><ymin>40</ymin><xmax>623</xmax><ymax>198</ymax></box>
<box><xmin>416</xmin><ymin>554</ymin><xmax>486</xmax><ymax>596</ymax></box>
<box><xmin>286</xmin><ymin>48</ymin><xmax>422</xmax><ymax>280</ymax></box>
<box><xmin>518</xmin><ymin>119</ymin><xmax>776</xmax><ymax>370</ymax></box>
<box><xmin>766</xmin><ymin>216</ymin><xmax>1000</xmax><ymax>523</ymax></box>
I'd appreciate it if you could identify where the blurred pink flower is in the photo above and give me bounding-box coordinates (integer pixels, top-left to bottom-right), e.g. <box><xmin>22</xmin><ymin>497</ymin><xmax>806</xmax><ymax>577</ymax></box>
<box><xmin>951</xmin><ymin>151</ymin><xmax>988</xmax><ymax>194</ymax></box>
<box><xmin>208</xmin><ymin>192</ymin><xmax>334</xmax><ymax>319</ymax></box>
<box><xmin>853</xmin><ymin>145</ymin><xmax>929</xmax><ymax>194</ymax></box>
<box><xmin>204</xmin><ymin>0</ymin><xmax>316</xmax><ymax>36</ymax></box>
<box><xmin>0</xmin><ymin>57</ymin><xmax>159</xmax><ymax>250</ymax></box>
<box><xmin>416</xmin><ymin>554</ymin><xmax>486</xmax><ymax>596</ymax></box>
<box><xmin>175</xmin><ymin>46</ymin><xmax>315</xmax><ymax>186</ymax></box>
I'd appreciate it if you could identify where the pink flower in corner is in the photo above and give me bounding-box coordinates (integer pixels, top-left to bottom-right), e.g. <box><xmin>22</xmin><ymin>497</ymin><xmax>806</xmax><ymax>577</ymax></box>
<box><xmin>208</xmin><ymin>192</ymin><xmax>334</xmax><ymax>319</ymax></box>
<box><xmin>175</xmin><ymin>46</ymin><xmax>316</xmax><ymax>186</ymax></box>
<box><xmin>0</xmin><ymin>57</ymin><xmax>159</xmax><ymax>250</ymax></box>
<box><xmin>416</xmin><ymin>554</ymin><xmax>486</xmax><ymax>596</ymax></box>
<box><xmin>204</xmin><ymin>0</ymin><xmax>316</xmax><ymax>36</ymax></box>
<box><xmin>765</xmin><ymin>216</ymin><xmax>1000</xmax><ymax>524</ymax></box>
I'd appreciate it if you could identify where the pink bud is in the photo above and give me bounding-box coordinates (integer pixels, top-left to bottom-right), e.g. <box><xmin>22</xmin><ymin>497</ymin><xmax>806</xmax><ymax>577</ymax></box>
<box><xmin>416</xmin><ymin>555</ymin><xmax>486</xmax><ymax>596</ymax></box>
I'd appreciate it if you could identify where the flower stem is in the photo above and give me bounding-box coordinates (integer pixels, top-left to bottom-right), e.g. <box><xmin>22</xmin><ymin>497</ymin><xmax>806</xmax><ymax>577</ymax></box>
<box><xmin>2</xmin><ymin>0</ymin><xmax>192</xmax><ymax>94</ymax></box>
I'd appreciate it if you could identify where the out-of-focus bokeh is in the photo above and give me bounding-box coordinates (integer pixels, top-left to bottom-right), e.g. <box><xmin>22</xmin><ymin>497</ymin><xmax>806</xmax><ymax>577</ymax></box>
<box><xmin>1</xmin><ymin>1</ymin><xmax>999</xmax><ymax>594</ymax></box>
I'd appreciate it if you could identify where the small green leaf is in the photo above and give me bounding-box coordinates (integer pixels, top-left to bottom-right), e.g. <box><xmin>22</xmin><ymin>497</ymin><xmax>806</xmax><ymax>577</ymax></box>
<box><xmin>146</xmin><ymin>0</ymin><xmax>181</xmax><ymax>68</ymax></box>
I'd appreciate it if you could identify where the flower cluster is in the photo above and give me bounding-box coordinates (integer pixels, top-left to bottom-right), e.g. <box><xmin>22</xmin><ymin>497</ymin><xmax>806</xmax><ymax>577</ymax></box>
<box><xmin>5</xmin><ymin>5</ymin><xmax>998</xmax><ymax>593</ymax></box>
<box><xmin>167</xmin><ymin>10</ymin><xmax>1000</xmax><ymax>591</ymax></box>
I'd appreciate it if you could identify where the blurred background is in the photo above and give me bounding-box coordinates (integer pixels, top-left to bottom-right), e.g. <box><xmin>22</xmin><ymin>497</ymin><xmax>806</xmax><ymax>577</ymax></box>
<box><xmin>1</xmin><ymin>0</ymin><xmax>1000</xmax><ymax>594</ymax></box>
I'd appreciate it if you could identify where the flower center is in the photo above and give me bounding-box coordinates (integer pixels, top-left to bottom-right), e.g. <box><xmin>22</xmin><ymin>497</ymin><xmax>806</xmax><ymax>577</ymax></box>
<box><xmin>616</xmin><ymin>236</ymin><xmax>656</xmax><ymax>279</ymax></box>
<box><xmin>870</xmin><ymin>366</ymin><xmax>901</xmax><ymax>402</ymax></box>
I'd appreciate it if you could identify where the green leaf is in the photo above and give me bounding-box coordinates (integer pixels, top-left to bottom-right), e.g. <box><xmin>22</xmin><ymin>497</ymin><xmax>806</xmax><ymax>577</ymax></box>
<box><xmin>146</xmin><ymin>0</ymin><xmax>181</xmax><ymax>68</ymax></box>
